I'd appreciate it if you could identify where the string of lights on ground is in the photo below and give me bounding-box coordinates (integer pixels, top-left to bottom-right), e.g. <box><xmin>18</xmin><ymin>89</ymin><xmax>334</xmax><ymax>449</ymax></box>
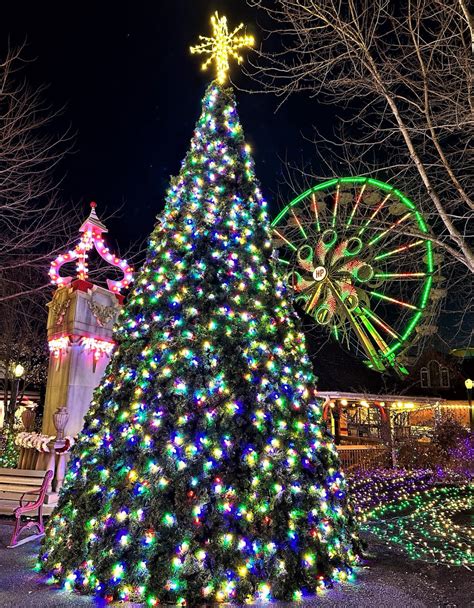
<box><xmin>349</xmin><ymin>469</ymin><xmax>436</xmax><ymax>515</ymax></box>
<box><xmin>356</xmin><ymin>479</ymin><xmax>473</xmax><ymax>567</ymax></box>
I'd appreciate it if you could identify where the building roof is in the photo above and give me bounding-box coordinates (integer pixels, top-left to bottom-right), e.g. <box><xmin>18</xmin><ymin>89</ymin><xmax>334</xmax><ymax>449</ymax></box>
<box><xmin>306</xmin><ymin>330</ymin><xmax>473</xmax><ymax>401</ymax></box>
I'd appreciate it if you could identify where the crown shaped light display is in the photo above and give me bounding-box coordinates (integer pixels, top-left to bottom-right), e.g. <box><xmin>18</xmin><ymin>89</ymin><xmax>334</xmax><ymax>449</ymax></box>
<box><xmin>49</xmin><ymin>202</ymin><xmax>134</xmax><ymax>294</ymax></box>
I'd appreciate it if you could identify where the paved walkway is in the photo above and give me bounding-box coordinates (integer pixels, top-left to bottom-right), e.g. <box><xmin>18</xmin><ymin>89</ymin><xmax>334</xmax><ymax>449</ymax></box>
<box><xmin>0</xmin><ymin>518</ymin><xmax>469</xmax><ymax>607</ymax></box>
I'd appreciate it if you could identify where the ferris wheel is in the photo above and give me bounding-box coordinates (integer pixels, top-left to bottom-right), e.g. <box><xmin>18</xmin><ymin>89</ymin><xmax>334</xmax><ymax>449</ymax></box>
<box><xmin>271</xmin><ymin>177</ymin><xmax>437</xmax><ymax>376</ymax></box>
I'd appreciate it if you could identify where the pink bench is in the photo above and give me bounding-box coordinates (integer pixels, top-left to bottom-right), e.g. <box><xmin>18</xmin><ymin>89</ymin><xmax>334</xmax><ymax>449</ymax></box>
<box><xmin>0</xmin><ymin>468</ymin><xmax>53</xmax><ymax>547</ymax></box>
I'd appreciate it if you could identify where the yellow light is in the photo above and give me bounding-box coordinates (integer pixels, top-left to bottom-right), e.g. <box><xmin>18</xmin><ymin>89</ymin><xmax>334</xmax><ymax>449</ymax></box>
<box><xmin>13</xmin><ymin>363</ymin><xmax>25</xmax><ymax>378</ymax></box>
<box><xmin>117</xmin><ymin>510</ymin><xmax>127</xmax><ymax>522</ymax></box>
<box><xmin>360</xmin><ymin>400</ymin><xmax>369</xmax><ymax>407</ymax></box>
<box><xmin>340</xmin><ymin>399</ymin><xmax>348</xmax><ymax>406</ymax></box>
<box><xmin>190</xmin><ymin>12</ymin><xmax>254</xmax><ymax>85</ymax></box>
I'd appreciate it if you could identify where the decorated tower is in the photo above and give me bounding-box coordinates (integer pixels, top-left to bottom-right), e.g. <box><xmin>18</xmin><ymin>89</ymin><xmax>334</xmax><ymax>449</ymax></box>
<box><xmin>39</xmin><ymin>14</ymin><xmax>360</xmax><ymax>605</ymax></box>
<box><xmin>43</xmin><ymin>202</ymin><xmax>133</xmax><ymax>437</ymax></box>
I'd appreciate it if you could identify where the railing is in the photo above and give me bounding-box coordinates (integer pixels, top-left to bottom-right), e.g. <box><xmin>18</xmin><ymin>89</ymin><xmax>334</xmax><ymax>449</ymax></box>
<box><xmin>337</xmin><ymin>444</ymin><xmax>391</xmax><ymax>471</ymax></box>
<box><xmin>339</xmin><ymin>435</ymin><xmax>383</xmax><ymax>445</ymax></box>
<box><xmin>13</xmin><ymin>406</ymin><xmax>74</xmax><ymax>496</ymax></box>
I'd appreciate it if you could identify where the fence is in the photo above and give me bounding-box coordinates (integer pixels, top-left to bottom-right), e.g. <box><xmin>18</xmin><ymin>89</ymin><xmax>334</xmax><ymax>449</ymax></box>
<box><xmin>337</xmin><ymin>444</ymin><xmax>392</xmax><ymax>471</ymax></box>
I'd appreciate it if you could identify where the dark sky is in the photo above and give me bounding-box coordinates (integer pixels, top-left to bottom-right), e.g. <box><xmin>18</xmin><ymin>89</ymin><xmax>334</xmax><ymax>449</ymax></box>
<box><xmin>2</xmin><ymin>3</ymin><xmax>469</xmax><ymax>366</ymax></box>
<box><xmin>0</xmin><ymin>1</ymin><xmax>320</xmax><ymax>250</ymax></box>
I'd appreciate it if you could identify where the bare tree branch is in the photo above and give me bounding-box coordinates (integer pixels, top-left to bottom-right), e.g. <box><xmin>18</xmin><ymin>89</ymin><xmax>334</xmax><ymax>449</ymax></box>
<box><xmin>247</xmin><ymin>0</ymin><xmax>474</xmax><ymax>274</ymax></box>
<box><xmin>0</xmin><ymin>44</ymin><xmax>76</xmax><ymax>305</ymax></box>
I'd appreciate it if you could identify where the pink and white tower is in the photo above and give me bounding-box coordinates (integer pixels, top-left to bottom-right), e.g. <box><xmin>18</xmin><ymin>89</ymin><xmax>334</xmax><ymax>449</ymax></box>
<box><xmin>42</xmin><ymin>202</ymin><xmax>133</xmax><ymax>437</ymax></box>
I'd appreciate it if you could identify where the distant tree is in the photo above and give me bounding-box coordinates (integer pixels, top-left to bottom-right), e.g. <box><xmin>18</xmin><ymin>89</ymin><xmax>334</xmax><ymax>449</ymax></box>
<box><xmin>248</xmin><ymin>0</ymin><xmax>474</xmax><ymax>273</ymax></box>
<box><xmin>0</xmin><ymin>289</ymin><xmax>48</xmax><ymax>429</ymax></box>
<box><xmin>0</xmin><ymin>44</ymin><xmax>74</xmax><ymax>305</ymax></box>
<box><xmin>0</xmin><ymin>46</ymin><xmax>139</xmax><ymax>433</ymax></box>
<box><xmin>0</xmin><ymin>44</ymin><xmax>74</xmax><ymax>430</ymax></box>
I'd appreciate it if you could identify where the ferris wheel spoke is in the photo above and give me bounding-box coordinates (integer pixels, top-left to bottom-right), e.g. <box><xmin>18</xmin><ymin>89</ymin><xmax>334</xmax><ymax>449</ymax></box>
<box><xmin>273</xmin><ymin>229</ymin><xmax>298</xmax><ymax>252</ymax></box>
<box><xmin>358</xmin><ymin>311</ymin><xmax>393</xmax><ymax>357</ymax></box>
<box><xmin>291</xmin><ymin>210</ymin><xmax>308</xmax><ymax>239</ymax></box>
<box><xmin>304</xmin><ymin>284</ymin><xmax>323</xmax><ymax>314</ymax></box>
<box><xmin>346</xmin><ymin>182</ymin><xmax>367</xmax><ymax>228</ymax></box>
<box><xmin>275</xmin><ymin>257</ymin><xmax>291</xmax><ymax>266</ymax></box>
<box><xmin>374</xmin><ymin>271</ymin><xmax>427</xmax><ymax>280</ymax></box>
<box><xmin>357</xmin><ymin>193</ymin><xmax>392</xmax><ymax>237</ymax></box>
<box><xmin>374</xmin><ymin>239</ymin><xmax>425</xmax><ymax>262</ymax></box>
<box><xmin>369</xmin><ymin>290</ymin><xmax>419</xmax><ymax>310</ymax></box>
<box><xmin>368</xmin><ymin>212</ymin><xmax>412</xmax><ymax>247</ymax></box>
<box><xmin>311</xmin><ymin>193</ymin><xmax>322</xmax><ymax>232</ymax></box>
<box><xmin>332</xmin><ymin>184</ymin><xmax>340</xmax><ymax>229</ymax></box>
<box><xmin>360</xmin><ymin>306</ymin><xmax>401</xmax><ymax>340</ymax></box>
<box><xmin>302</xmin><ymin>196</ymin><xmax>315</xmax><ymax>228</ymax></box>
<box><xmin>326</xmin><ymin>278</ymin><xmax>384</xmax><ymax>370</ymax></box>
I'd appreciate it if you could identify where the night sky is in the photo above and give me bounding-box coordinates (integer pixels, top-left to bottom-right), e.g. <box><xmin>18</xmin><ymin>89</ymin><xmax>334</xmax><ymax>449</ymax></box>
<box><xmin>2</xmin><ymin>3</ymin><xmax>470</xmax><ymax>378</ymax></box>
<box><xmin>0</xmin><ymin>1</ymin><xmax>320</xmax><ymax>250</ymax></box>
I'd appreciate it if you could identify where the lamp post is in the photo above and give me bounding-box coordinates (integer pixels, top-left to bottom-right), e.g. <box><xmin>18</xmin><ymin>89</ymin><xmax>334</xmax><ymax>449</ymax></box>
<box><xmin>465</xmin><ymin>378</ymin><xmax>473</xmax><ymax>432</ymax></box>
<box><xmin>7</xmin><ymin>363</ymin><xmax>25</xmax><ymax>427</ymax></box>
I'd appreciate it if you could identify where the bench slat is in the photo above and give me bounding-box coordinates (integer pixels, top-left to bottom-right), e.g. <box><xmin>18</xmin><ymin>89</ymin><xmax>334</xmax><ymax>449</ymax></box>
<box><xmin>0</xmin><ymin>498</ymin><xmax>42</xmax><ymax>510</ymax></box>
<box><xmin>0</xmin><ymin>476</ymin><xmax>46</xmax><ymax>485</ymax></box>
<box><xmin>0</xmin><ymin>499</ymin><xmax>54</xmax><ymax>516</ymax></box>
<box><xmin>0</xmin><ymin>468</ymin><xmax>47</xmax><ymax>477</ymax></box>
<box><xmin>0</xmin><ymin>491</ymin><xmax>41</xmax><ymax>501</ymax></box>
<box><xmin>0</xmin><ymin>484</ymin><xmax>42</xmax><ymax>494</ymax></box>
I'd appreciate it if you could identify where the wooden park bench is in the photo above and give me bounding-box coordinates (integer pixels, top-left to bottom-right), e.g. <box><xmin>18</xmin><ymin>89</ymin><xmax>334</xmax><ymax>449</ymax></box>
<box><xmin>0</xmin><ymin>468</ymin><xmax>53</xmax><ymax>547</ymax></box>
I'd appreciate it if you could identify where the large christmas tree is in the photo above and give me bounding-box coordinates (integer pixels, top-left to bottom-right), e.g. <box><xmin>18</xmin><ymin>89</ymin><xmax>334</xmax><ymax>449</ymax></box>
<box><xmin>39</xmin><ymin>14</ymin><xmax>360</xmax><ymax>605</ymax></box>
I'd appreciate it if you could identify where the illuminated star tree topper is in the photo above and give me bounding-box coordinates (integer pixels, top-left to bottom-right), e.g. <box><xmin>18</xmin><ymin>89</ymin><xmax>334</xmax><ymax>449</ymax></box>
<box><xmin>190</xmin><ymin>12</ymin><xmax>254</xmax><ymax>84</ymax></box>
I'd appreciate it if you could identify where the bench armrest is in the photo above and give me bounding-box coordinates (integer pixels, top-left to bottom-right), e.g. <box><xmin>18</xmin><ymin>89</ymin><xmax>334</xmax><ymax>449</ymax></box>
<box><xmin>11</xmin><ymin>470</ymin><xmax>53</xmax><ymax>518</ymax></box>
<box><xmin>19</xmin><ymin>489</ymin><xmax>40</xmax><ymax>508</ymax></box>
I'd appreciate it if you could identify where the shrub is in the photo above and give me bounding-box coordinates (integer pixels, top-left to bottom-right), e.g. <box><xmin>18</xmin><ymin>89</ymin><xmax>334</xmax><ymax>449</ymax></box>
<box><xmin>0</xmin><ymin>425</ymin><xmax>19</xmax><ymax>468</ymax></box>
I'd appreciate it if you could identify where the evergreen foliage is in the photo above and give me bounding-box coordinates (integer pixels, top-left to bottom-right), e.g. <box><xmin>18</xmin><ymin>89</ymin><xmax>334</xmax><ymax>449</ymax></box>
<box><xmin>39</xmin><ymin>83</ymin><xmax>360</xmax><ymax>605</ymax></box>
<box><xmin>0</xmin><ymin>425</ymin><xmax>19</xmax><ymax>468</ymax></box>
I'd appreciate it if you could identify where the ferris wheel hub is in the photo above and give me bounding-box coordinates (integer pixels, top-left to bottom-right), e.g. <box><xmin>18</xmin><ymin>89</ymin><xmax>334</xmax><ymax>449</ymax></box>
<box><xmin>313</xmin><ymin>266</ymin><xmax>327</xmax><ymax>282</ymax></box>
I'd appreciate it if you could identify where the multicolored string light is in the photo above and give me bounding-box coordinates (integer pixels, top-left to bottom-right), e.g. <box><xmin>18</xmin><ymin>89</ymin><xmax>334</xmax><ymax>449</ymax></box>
<box><xmin>361</xmin><ymin>485</ymin><xmax>473</xmax><ymax>566</ymax></box>
<box><xmin>349</xmin><ymin>469</ymin><xmax>436</xmax><ymax>518</ymax></box>
<box><xmin>38</xmin><ymin>76</ymin><xmax>360</xmax><ymax>605</ymax></box>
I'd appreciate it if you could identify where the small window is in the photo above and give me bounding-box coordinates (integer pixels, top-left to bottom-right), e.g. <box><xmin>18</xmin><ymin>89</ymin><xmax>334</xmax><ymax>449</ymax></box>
<box><xmin>420</xmin><ymin>367</ymin><xmax>430</xmax><ymax>388</ymax></box>
<box><xmin>428</xmin><ymin>360</ymin><xmax>441</xmax><ymax>387</ymax></box>
<box><xmin>440</xmin><ymin>367</ymin><xmax>450</xmax><ymax>389</ymax></box>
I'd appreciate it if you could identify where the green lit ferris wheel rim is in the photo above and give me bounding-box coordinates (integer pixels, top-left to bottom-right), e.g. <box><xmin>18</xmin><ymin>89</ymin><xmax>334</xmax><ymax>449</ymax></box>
<box><xmin>271</xmin><ymin>177</ymin><xmax>435</xmax><ymax>374</ymax></box>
